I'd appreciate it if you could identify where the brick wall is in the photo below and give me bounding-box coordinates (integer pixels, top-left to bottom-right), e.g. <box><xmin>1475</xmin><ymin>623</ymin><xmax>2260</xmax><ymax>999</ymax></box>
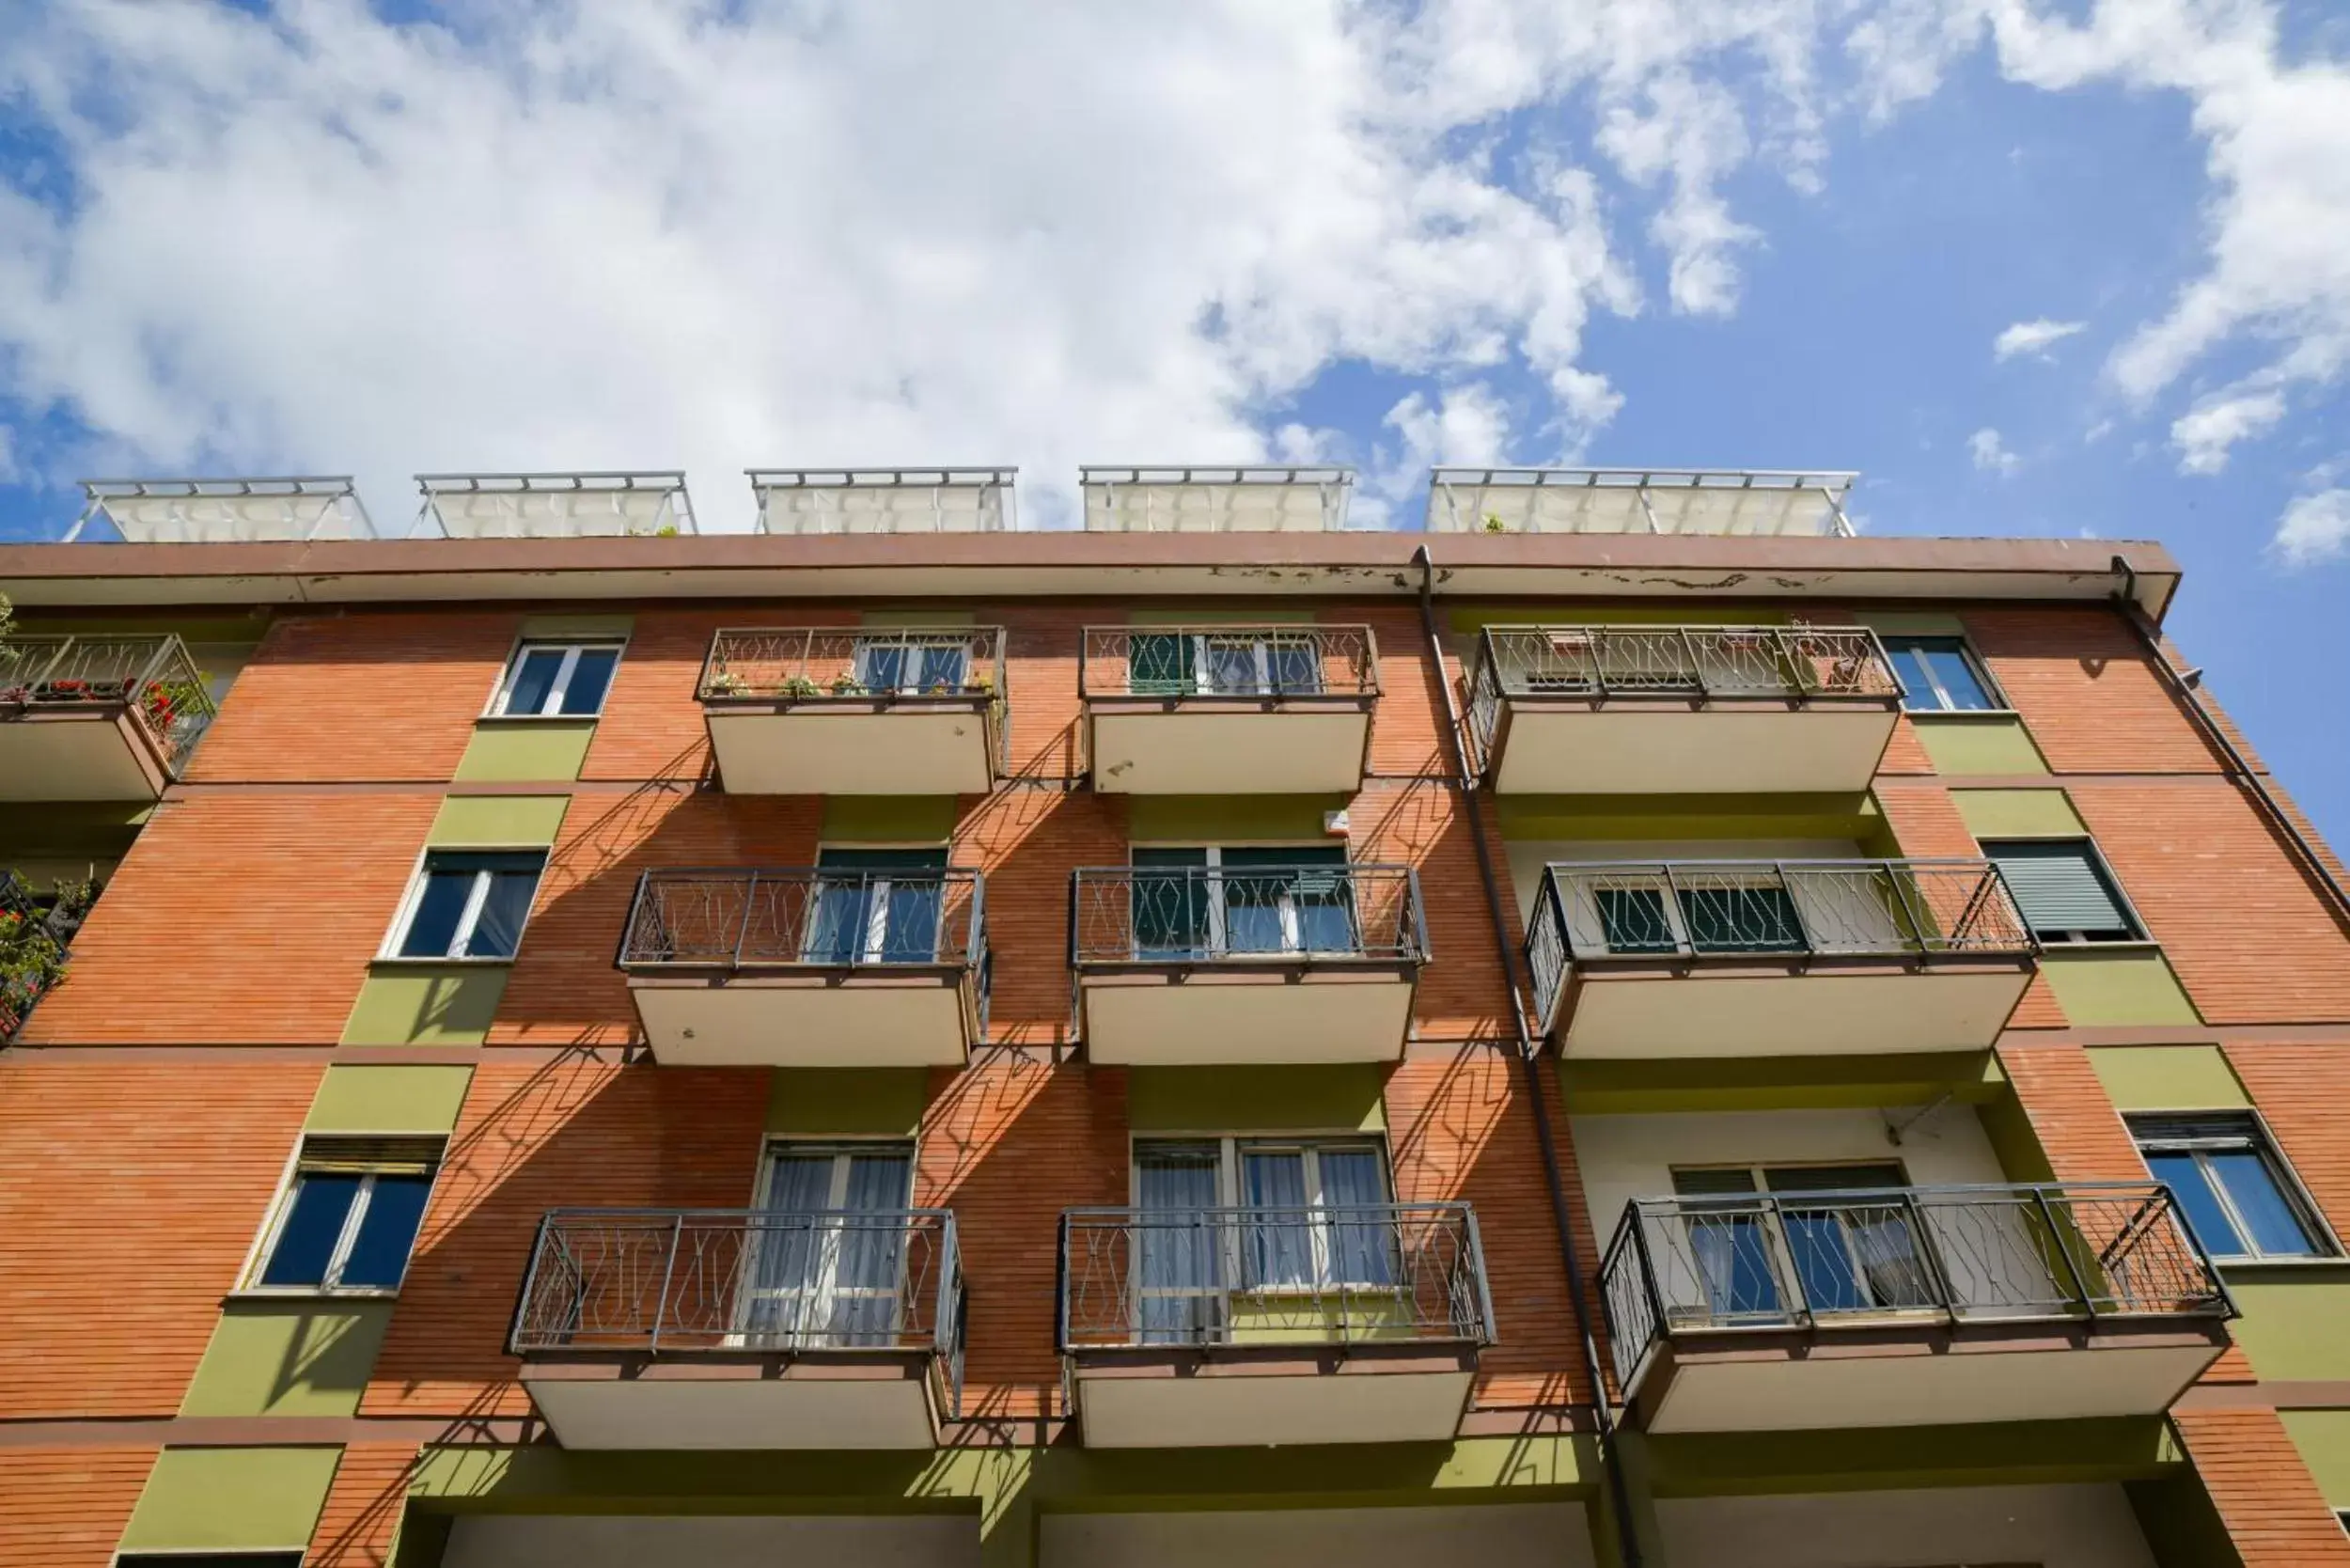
<box><xmin>0</xmin><ymin>1446</ymin><xmax>157</xmax><ymax>1568</ymax></box>
<box><xmin>308</xmin><ymin>1440</ymin><xmax>419</xmax><ymax>1567</ymax></box>
<box><xmin>2173</xmin><ymin>1407</ymin><xmax>2350</xmax><ymax>1565</ymax></box>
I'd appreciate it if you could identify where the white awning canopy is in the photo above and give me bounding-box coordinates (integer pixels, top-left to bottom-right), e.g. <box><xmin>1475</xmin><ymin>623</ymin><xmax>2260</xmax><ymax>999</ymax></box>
<box><xmin>1428</xmin><ymin>469</ymin><xmax>1856</xmax><ymax>538</ymax></box>
<box><xmin>416</xmin><ymin>473</ymin><xmax>696</xmax><ymax>539</ymax></box>
<box><xmin>748</xmin><ymin>469</ymin><xmax>1016</xmax><ymax>535</ymax></box>
<box><xmin>69</xmin><ymin>478</ymin><xmax>374</xmax><ymax>543</ymax></box>
<box><xmin>1082</xmin><ymin>467</ymin><xmax>1355</xmax><ymax>533</ymax></box>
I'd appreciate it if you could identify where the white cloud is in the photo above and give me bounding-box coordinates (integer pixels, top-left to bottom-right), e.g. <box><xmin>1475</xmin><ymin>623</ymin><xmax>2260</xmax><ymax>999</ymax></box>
<box><xmin>0</xmin><ymin>1</ymin><xmax>1872</xmax><ymax>531</ymax></box>
<box><xmin>1359</xmin><ymin>383</ymin><xmax>1514</xmax><ymax>525</ymax></box>
<box><xmin>2275</xmin><ymin>489</ymin><xmax>2350</xmax><ymax>566</ymax></box>
<box><xmin>1993</xmin><ymin>318</ymin><xmax>2086</xmax><ymax>360</ymax></box>
<box><xmin>2170</xmin><ymin>388</ymin><xmax>2288</xmax><ymax>475</ymax></box>
<box><xmin>1969</xmin><ymin>427</ymin><xmax>2021</xmax><ymax>474</ymax></box>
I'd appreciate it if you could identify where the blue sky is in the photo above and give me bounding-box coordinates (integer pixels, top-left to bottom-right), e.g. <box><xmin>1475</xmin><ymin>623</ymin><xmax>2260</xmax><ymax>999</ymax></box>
<box><xmin>2</xmin><ymin>1</ymin><xmax>2346</xmax><ymax>837</ymax></box>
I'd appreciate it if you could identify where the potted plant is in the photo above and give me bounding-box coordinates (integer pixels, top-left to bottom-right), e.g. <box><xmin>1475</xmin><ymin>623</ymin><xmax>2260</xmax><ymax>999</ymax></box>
<box><xmin>706</xmin><ymin>669</ymin><xmax>749</xmax><ymax>698</ymax></box>
<box><xmin>830</xmin><ymin>674</ymin><xmax>866</xmax><ymax>697</ymax></box>
<box><xmin>780</xmin><ymin>675</ymin><xmax>822</xmax><ymax>699</ymax></box>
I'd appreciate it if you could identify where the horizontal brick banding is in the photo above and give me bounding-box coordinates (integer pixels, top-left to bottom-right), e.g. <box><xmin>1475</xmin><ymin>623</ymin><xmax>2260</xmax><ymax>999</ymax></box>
<box><xmin>0</xmin><ymin>1445</ymin><xmax>157</xmax><ymax>1567</ymax></box>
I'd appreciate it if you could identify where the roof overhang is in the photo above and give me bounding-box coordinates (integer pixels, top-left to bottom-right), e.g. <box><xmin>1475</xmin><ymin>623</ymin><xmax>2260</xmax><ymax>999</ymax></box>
<box><xmin>0</xmin><ymin>532</ymin><xmax>2183</xmax><ymax>622</ymax></box>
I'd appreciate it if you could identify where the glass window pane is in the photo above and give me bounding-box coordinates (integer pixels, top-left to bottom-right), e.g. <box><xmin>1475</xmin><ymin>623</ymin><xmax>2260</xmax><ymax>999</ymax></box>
<box><xmin>1205</xmin><ymin>639</ymin><xmax>1261</xmax><ymax>694</ymax></box>
<box><xmin>877</xmin><ymin>877</ymin><xmax>943</xmax><ymax>964</ymax></box>
<box><xmin>338</xmin><ymin>1174</ymin><xmax>431</xmax><ymax>1288</ymax></box>
<box><xmin>501</xmin><ymin>647</ymin><xmax>566</xmax><ymax>714</ymax></box>
<box><xmin>1679</xmin><ymin>884</ymin><xmax>1805</xmax><ymax>953</ymax></box>
<box><xmin>558</xmin><ymin>648</ymin><xmax>618</xmax><ymax>715</ymax></box>
<box><xmin>398</xmin><ymin>870</ymin><xmax>478</xmax><ymax>958</ymax></box>
<box><xmin>1596</xmin><ymin>886</ymin><xmax>1676</xmax><ymax>954</ymax></box>
<box><xmin>2146</xmin><ymin>1151</ymin><xmax>2246</xmax><ymax>1257</ymax></box>
<box><xmin>463</xmin><ymin>868</ymin><xmax>540</xmax><ymax>958</ymax></box>
<box><xmin>916</xmin><ymin>644</ymin><xmax>968</xmax><ymax>692</ymax></box>
<box><xmin>260</xmin><ymin>1173</ymin><xmax>363</xmax><ymax>1287</ymax></box>
<box><xmin>1243</xmin><ymin>1151</ymin><xmax>1313</xmax><ymax>1287</ymax></box>
<box><xmin>2208</xmin><ymin>1150</ymin><xmax>2321</xmax><ymax>1258</ymax></box>
<box><xmin>1131</xmin><ymin>848</ymin><xmax>1210</xmax><ymax>959</ymax></box>
<box><xmin>1136</xmin><ymin>1146</ymin><xmax>1223</xmax><ymax>1342</ymax></box>
<box><xmin>1129</xmin><ymin>634</ymin><xmax>1193</xmax><ymax>696</ymax></box>
<box><xmin>1920</xmin><ymin>644</ymin><xmax>1995</xmax><ymax>711</ymax></box>
<box><xmin>857</xmin><ymin>643</ymin><xmax>910</xmax><ymax>692</ymax></box>
<box><xmin>1266</xmin><ymin>637</ymin><xmax>1323</xmax><ymax>695</ymax></box>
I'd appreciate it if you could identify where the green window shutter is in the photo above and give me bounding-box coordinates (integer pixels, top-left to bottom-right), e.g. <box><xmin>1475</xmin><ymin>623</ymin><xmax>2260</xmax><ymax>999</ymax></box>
<box><xmin>1982</xmin><ymin>840</ymin><xmax>2134</xmax><ymax>937</ymax></box>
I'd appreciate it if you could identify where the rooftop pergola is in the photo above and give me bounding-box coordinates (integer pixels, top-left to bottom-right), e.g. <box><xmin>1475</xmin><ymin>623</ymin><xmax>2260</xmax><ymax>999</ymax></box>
<box><xmin>1081</xmin><ymin>466</ymin><xmax>1355</xmax><ymax>533</ymax></box>
<box><xmin>1427</xmin><ymin>468</ymin><xmax>1856</xmax><ymax>538</ymax></box>
<box><xmin>67</xmin><ymin>478</ymin><xmax>375</xmax><ymax>543</ymax></box>
<box><xmin>747</xmin><ymin>469</ymin><xmax>1018</xmax><ymax>535</ymax></box>
<box><xmin>415</xmin><ymin>472</ymin><xmax>697</xmax><ymax>539</ymax></box>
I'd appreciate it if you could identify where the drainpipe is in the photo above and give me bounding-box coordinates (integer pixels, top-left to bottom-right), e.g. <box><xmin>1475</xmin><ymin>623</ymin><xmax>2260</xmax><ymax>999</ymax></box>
<box><xmin>1411</xmin><ymin>543</ymin><xmax>1644</xmax><ymax>1567</ymax></box>
<box><xmin>2111</xmin><ymin>555</ymin><xmax>2350</xmax><ymax>932</ymax></box>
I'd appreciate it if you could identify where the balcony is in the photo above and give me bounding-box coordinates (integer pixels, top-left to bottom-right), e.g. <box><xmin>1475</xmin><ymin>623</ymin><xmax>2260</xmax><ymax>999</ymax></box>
<box><xmin>1070</xmin><ymin>864</ymin><xmax>1426</xmax><ymax>1065</ymax></box>
<box><xmin>512</xmin><ymin>1207</ymin><xmax>964</xmax><ymax>1450</ymax></box>
<box><xmin>619</xmin><ymin>868</ymin><xmax>988</xmax><ymax>1067</ymax></box>
<box><xmin>0</xmin><ymin>634</ymin><xmax>216</xmax><ymax>800</ymax></box>
<box><xmin>698</xmin><ymin>627</ymin><xmax>1006</xmax><ymax>795</ymax></box>
<box><xmin>1528</xmin><ymin>859</ymin><xmax>2037</xmax><ymax>1058</ymax></box>
<box><xmin>1059</xmin><ymin>1202</ymin><xmax>1490</xmax><ymax>1447</ymax></box>
<box><xmin>1080</xmin><ymin>624</ymin><xmax>1378</xmax><ymax>794</ymax></box>
<box><xmin>1599</xmin><ymin>1182</ymin><xmax>2232</xmax><ymax>1434</ymax></box>
<box><xmin>1465</xmin><ymin>625</ymin><xmax>1903</xmax><ymax>795</ymax></box>
<box><xmin>1</xmin><ymin>877</ymin><xmax>84</xmax><ymax>1044</ymax></box>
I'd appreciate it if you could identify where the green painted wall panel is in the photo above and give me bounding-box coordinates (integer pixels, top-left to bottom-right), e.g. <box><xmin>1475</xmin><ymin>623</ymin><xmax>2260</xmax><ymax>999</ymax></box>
<box><xmin>2226</xmin><ymin>1268</ymin><xmax>2350</xmax><ymax>1382</ymax></box>
<box><xmin>1447</xmin><ymin>605</ymin><xmax>1790</xmax><ymax>633</ymax></box>
<box><xmin>518</xmin><ymin>614</ymin><xmax>635</xmax><ymax>638</ymax></box>
<box><xmin>2088</xmin><ymin>1045</ymin><xmax>2248</xmax><ymax>1111</ymax></box>
<box><xmin>821</xmin><ymin>797</ymin><xmax>959</xmax><ymax>844</ymax></box>
<box><xmin>340</xmin><ymin>964</ymin><xmax>509</xmax><ymax>1045</ymax></box>
<box><xmin>1950</xmin><ymin>788</ymin><xmax>2088</xmax><ymax>839</ymax></box>
<box><xmin>1494</xmin><ymin>792</ymin><xmax>1879</xmax><ymax>845</ymax></box>
<box><xmin>452</xmin><ymin>719</ymin><xmax>596</xmax><ymax>783</ymax></box>
<box><xmin>1129</xmin><ymin>1064</ymin><xmax>1386</xmax><ymax>1133</ymax></box>
<box><xmin>427</xmin><ymin>794</ymin><xmax>570</xmax><ymax>848</ymax></box>
<box><xmin>119</xmin><ymin>1445</ymin><xmax>343</xmax><ymax>1551</ymax></box>
<box><xmin>767</xmin><ymin>1069</ymin><xmax>928</xmax><ymax>1137</ymax></box>
<box><xmin>1978</xmin><ymin>1086</ymin><xmax>2060</xmax><ymax>1184</ymax></box>
<box><xmin>1127</xmin><ymin>607</ymin><xmax>1318</xmax><ymax>626</ymax></box>
<box><xmin>306</xmin><ymin>1063</ymin><xmax>474</xmax><ymax>1134</ymax></box>
<box><xmin>180</xmin><ymin>1302</ymin><xmax>395</xmax><ymax>1418</ymax></box>
<box><xmin>2125</xmin><ymin>1471</ymin><xmax>2246</xmax><ymax>1568</ymax></box>
<box><xmin>0</xmin><ymin>800</ymin><xmax>149</xmax><ymax>861</ymax></box>
<box><xmin>1124</xmin><ymin>794</ymin><xmax>1352</xmax><ymax>844</ymax></box>
<box><xmin>1642</xmin><ymin>1417</ymin><xmax>2181</xmax><ymax>1497</ymax></box>
<box><xmin>1559</xmin><ymin>1052</ymin><xmax>2002</xmax><ymax>1116</ymax></box>
<box><xmin>1852</xmin><ymin>611</ymin><xmax>1969</xmax><ymax>636</ymax></box>
<box><xmin>2041</xmin><ymin>949</ymin><xmax>2202</xmax><ymax>1027</ymax></box>
<box><xmin>2280</xmin><ymin>1408</ymin><xmax>2350</xmax><ymax>1506</ymax></box>
<box><xmin>1911</xmin><ymin>714</ymin><xmax>2048</xmax><ymax>776</ymax></box>
<box><xmin>863</xmin><ymin>607</ymin><xmax>979</xmax><ymax>627</ymax></box>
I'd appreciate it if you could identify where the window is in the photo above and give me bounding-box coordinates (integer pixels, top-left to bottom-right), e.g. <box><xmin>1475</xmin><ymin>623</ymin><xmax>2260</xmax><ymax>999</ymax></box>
<box><xmin>251</xmin><ymin>1137</ymin><xmax>440</xmax><ymax>1293</ymax></box>
<box><xmin>1981</xmin><ymin>839</ymin><xmax>2141</xmax><ymax>943</ymax></box>
<box><xmin>1132</xmin><ymin>1137</ymin><xmax>1396</xmax><ymax>1341</ymax></box>
<box><xmin>1668</xmin><ymin>1163</ymin><xmax>1932</xmax><ymax>1323</ymax></box>
<box><xmin>1129</xmin><ymin>630</ymin><xmax>1323</xmax><ymax>698</ymax></box>
<box><xmin>2131</xmin><ymin>1115</ymin><xmax>2332</xmax><ymax>1262</ymax></box>
<box><xmin>804</xmin><ymin>847</ymin><xmax>949</xmax><ymax>964</ymax></box>
<box><xmin>1884</xmin><ymin>635</ymin><xmax>1999</xmax><ymax>713</ymax></box>
<box><xmin>854</xmin><ymin>634</ymin><xmax>972</xmax><ymax>696</ymax></box>
<box><xmin>1128</xmin><ymin>844</ymin><xmax>1356</xmax><ymax>960</ymax></box>
<box><xmin>388</xmin><ymin>850</ymin><xmax>545</xmax><ymax>960</ymax></box>
<box><xmin>492</xmin><ymin>639</ymin><xmax>622</xmax><ymax>716</ymax></box>
<box><xmin>744</xmin><ymin>1143</ymin><xmax>916</xmax><ymax>1346</ymax></box>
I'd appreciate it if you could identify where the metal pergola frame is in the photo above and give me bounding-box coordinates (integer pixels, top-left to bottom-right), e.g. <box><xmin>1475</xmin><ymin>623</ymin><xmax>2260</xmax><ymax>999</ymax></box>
<box><xmin>1428</xmin><ymin>467</ymin><xmax>1857</xmax><ymax>538</ymax></box>
<box><xmin>745</xmin><ymin>467</ymin><xmax>1019</xmax><ymax>534</ymax></box>
<box><xmin>67</xmin><ymin>476</ymin><xmax>374</xmax><ymax>542</ymax></box>
<box><xmin>1079</xmin><ymin>465</ymin><xmax>1357</xmax><ymax>533</ymax></box>
<box><xmin>414</xmin><ymin>471</ymin><xmax>697</xmax><ymax>539</ymax></box>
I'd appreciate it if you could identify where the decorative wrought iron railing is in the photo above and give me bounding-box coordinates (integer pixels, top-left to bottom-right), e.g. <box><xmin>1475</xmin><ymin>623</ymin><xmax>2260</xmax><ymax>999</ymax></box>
<box><xmin>1058</xmin><ymin>1202</ymin><xmax>1493</xmax><ymax>1351</ymax></box>
<box><xmin>620</xmin><ymin>866</ymin><xmax>987</xmax><ymax>1003</ymax></box>
<box><xmin>1598</xmin><ymin>1182</ymin><xmax>2232</xmax><ymax>1391</ymax></box>
<box><xmin>0</xmin><ymin>633</ymin><xmax>218</xmax><ymax>775</ymax></box>
<box><xmin>1465</xmin><ymin>623</ymin><xmax>1900</xmax><ymax>765</ymax></box>
<box><xmin>1527</xmin><ymin>857</ymin><xmax>2034</xmax><ymax>1020</ymax></box>
<box><xmin>511</xmin><ymin>1207</ymin><xmax>964</xmax><ymax>1414</ymax></box>
<box><xmin>1069</xmin><ymin>864</ymin><xmax>1427</xmax><ymax>967</ymax></box>
<box><xmin>699</xmin><ymin>626</ymin><xmax>1006</xmax><ymax>703</ymax></box>
<box><xmin>1078</xmin><ymin>624</ymin><xmax>1379</xmax><ymax>700</ymax></box>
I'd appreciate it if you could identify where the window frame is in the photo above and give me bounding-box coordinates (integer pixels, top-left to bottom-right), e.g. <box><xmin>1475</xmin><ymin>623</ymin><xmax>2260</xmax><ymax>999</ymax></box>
<box><xmin>1125</xmin><ymin>842</ymin><xmax>1355</xmax><ymax>958</ymax></box>
<box><xmin>240</xmin><ymin>1138</ymin><xmax>443</xmax><ymax>1298</ymax></box>
<box><xmin>486</xmin><ymin>637</ymin><xmax>626</xmax><ymax>718</ymax></box>
<box><xmin>2128</xmin><ymin>1112</ymin><xmax>2338</xmax><ymax>1263</ymax></box>
<box><xmin>1882</xmin><ymin>634</ymin><xmax>2007</xmax><ymax>714</ymax></box>
<box><xmin>380</xmin><ymin>847</ymin><xmax>548</xmax><ymax>963</ymax></box>
<box><xmin>1979</xmin><ymin>836</ymin><xmax>2150</xmax><ymax>945</ymax></box>
<box><xmin>1130</xmin><ymin>1132</ymin><xmax>1398</xmax><ymax>1293</ymax></box>
<box><xmin>744</xmin><ymin>1138</ymin><xmax>920</xmax><ymax>1347</ymax></box>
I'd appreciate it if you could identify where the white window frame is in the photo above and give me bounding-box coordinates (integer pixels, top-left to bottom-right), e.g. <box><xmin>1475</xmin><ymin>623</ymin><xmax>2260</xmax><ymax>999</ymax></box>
<box><xmin>852</xmin><ymin>633</ymin><xmax>971</xmax><ymax>696</ymax></box>
<box><xmin>243</xmin><ymin>1143</ymin><xmax>441</xmax><ymax>1297</ymax></box>
<box><xmin>1130</xmin><ymin>844</ymin><xmax>1355</xmax><ymax>957</ymax></box>
<box><xmin>381</xmin><ymin>847</ymin><xmax>546</xmax><ymax>962</ymax></box>
<box><xmin>1130</xmin><ymin>1135</ymin><xmax>1397</xmax><ymax>1302</ymax></box>
<box><xmin>738</xmin><ymin>1140</ymin><xmax>917</xmax><ymax>1346</ymax></box>
<box><xmin>1666</xmin><ymin>1160</ymin><xmax>1934</xmax><ymax>1319</ymax></box>
<box><xmin>2130</xmin><ymin>1114</ymin><xmax>2337</xmax><ymax>1262</ymax></box>
<box><xmin>804</xmin><ymin>844</ymin><xmax>949</xmax><ymax>964</ymax></box>
<box><xmin>489</xmin><ymin>638</ymin><xmax>625</xmax><ymax>717</ymax></box>
<box><xmin>1884</xmin><ymin>634</ymin><xmax>2005</xmax><ymax>713</ymax></box>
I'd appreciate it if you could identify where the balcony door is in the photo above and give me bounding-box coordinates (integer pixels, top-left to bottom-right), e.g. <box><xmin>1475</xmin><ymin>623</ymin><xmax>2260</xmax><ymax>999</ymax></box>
<box><xmin>740</xmin><ymin>1144</ymin><xmax>915</xmax><ymax>1347</ymax></box>
<box><xmin>1129</xmin><ymin>845</ymin><xmax>1355</xmax><ymax>960</ymax></box>
<box><xmin>1129</xmin><ymin>631</ymin><xmax>1323</xmax><ymax>698</ymax></box>
<box><xmin>854</xmin><ymin>634</ymin><xmax>970</xmax><ymax>696</ymax></box>
<box><xmin>1668</xmin><ymin>1163</ymin><xmax>1935</xmax><ymax>1325</ymax></box>
<box><xmin>804</xmin><ymin>847</ymin><xmax>948</xmax><ymax>965</ymax></box>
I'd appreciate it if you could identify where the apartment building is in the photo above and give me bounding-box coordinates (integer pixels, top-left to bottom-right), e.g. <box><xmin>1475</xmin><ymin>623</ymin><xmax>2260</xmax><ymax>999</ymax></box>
<box><xmin>1</xmin><ymin>465</ymin><xmax>2346</xmax><ymax>1567</ymax></box>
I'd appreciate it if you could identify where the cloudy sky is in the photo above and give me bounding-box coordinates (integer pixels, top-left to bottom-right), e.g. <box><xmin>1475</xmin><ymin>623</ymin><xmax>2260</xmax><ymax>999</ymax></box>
<box><xmin>2</xmin><ymin>0</ymin><xmax>2346</xmax><ymax>832</ymax></box>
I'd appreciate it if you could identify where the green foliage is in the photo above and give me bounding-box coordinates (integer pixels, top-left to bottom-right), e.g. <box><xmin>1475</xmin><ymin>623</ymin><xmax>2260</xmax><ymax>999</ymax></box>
<box><xmin>1</xmin><ymin>871</ymin><xmax>96</xmax><ymax>1041</ymax></box>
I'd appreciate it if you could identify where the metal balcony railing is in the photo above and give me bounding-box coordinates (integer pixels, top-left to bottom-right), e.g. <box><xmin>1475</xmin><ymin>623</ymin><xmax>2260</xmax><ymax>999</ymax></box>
<box><xmin>1058</xmin><ymin>1203</ymin><xmax>1493</xmax><ymax>1351</ymax></box>
<box><xmin>1078</xmin><ymin>624</ymin><xmax>1379</xmax><ymax>701</ymax></box>
<box><xmin>1070</xmin><ymin>864</ymin><xmax>1427</xmax><ymax>967</ymax></box>
<box><xmin>1599</xmin><ymin>1183</ymin><xmax>2232</xmax><ymax>1391</ymax></box>
<box><xmin>1528</xmin><ymin>857</ymin><xmax>2033</xmax><ymax>1017</ymax></box>
<box><xmin>621</xmin><ymin>865</ymin><xmax>986</xmax><ymax>994</ymax></box>
<box><xmin>511</xmin><ymin>1208</ymin><xmax>964</xmax><ymax>1414</ymax></box>
<box><xmin>0</xmin><ymin>633</ymin><xmax>218</xmax><ymax>776</ymax></box>
<box><xmin>1465</xmin><ymin>623</ymin><xmax>1900</xmax><ymax>765</ymax></box>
